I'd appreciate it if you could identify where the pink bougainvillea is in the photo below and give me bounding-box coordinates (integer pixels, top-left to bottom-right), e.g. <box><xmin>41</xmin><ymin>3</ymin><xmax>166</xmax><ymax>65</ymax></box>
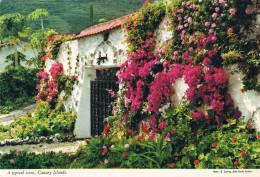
<box><xmin>114</xmin><ymin>0</ymin><xmax>245</xmax><ymax>134</ymax></box>
<box><xmin>35</xmin><ymin>62</ymin><xmax>74</xmax><ymax>108</ymax></box>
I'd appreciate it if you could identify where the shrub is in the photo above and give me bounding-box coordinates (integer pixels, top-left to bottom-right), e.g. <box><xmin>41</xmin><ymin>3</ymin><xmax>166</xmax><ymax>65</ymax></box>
<box><xmin>0</xmin><ymin>151</ymin><xmax>74</xmax><ymax>169</ymax></box>
<box><xmin>0</xmin><ymin>66</ymin><xmax>38</xmax><ymax>114</ymax></box>
<box><xmin>69</xmin><ymin>101</ymin><xmax>260</xmax><ymax>169</ymax></box>
<box><xmin>8</xmin><ymin>101</ymin><xmax>76</xmax><ymax>139</ymax></box>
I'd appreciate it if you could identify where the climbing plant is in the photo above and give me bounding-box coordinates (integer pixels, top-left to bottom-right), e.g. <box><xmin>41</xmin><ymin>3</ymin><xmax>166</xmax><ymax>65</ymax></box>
<box><xmin>92</xmin><ymin>0</ymin><xmax>260</xmax><ymax>169</ymax></box>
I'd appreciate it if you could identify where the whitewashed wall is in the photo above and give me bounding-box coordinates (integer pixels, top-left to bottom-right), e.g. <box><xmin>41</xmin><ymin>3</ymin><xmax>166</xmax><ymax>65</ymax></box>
<box><xmin>155</xmin><ymin>13</ymin><xmax>260</xmax><ymax>130</ymax></box>
<box><xmin>46</xmin><ymin>4</ymin><xmax>260</xmax><ymax>137</ymax></box>
<box><xmin>45</xmin><ymin>28</ymin><xmax>127</xmax><ymax>138</ymax></box>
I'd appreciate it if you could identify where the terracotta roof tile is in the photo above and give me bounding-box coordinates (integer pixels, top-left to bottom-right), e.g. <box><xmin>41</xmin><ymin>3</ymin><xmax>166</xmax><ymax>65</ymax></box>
<box><xmin>75</xmin><ymin>14</ymin><xmax>132</xmax><ymax>39</ymax></box>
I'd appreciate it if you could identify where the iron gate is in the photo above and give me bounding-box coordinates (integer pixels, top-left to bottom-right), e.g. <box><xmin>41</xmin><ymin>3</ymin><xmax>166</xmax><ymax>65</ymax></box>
<box><xmin>91</xmin><ymin>68</ymin><xmax>119</xmax><ymax>136</ymax></box>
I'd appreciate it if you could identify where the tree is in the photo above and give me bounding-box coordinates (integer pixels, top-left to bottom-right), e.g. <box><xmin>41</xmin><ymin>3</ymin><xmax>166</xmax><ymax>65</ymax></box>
<box><xmin>26</xmin><ymin>28</ymin><xmax>56</xmax><ymax>69</ymax></box>
<box><xmin>0</xmin><ymin>13</ymin><xmax>30</xmax><ymax>67</ymax></box>
<box><xmin>28</xmin><ymin>9</ymin><xmax>49</xmax><ymax>29</ymax></box>
<box><xmin>0</xmin><ymin>9</ymin><xmax>55</xmax><ymax>69</ymax></box>
<box><xmin>5</xmin><ymin>52</ymin><xmax>26</xmax><ymax>68</ymax></box>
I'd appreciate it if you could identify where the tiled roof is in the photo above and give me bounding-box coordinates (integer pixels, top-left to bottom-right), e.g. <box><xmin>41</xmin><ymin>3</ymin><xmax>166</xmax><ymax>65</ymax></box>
<box><xmin>75</xmin><ymin>14</ymin><xmax>132</xmax><ymax>39</ymax></box>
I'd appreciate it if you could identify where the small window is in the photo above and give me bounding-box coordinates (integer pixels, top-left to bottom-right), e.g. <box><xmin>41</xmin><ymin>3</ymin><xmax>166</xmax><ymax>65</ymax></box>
<box><xmin>104</xmin><ymin>32</ymin><xmax>109</xmax><ymax>41</ymax></box>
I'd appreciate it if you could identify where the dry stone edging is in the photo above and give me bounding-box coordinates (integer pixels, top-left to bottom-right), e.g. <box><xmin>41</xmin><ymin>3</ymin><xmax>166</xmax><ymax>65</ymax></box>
<box><xmin>0</xmin><ymin>139</ymin><xmax>88</xmax><ymax>155</ymax></box>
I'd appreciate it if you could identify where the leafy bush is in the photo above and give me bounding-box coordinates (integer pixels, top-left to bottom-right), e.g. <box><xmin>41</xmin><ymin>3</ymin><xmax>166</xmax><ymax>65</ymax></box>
<box><xmin>72</xmin><ymin>101</ymin><xmax>260</xmax><ymax>169</ymax></box>
<box><xmin>0</xmin><ymin>66</ymin><xmax>38</xmax><ymax>114</ymax></box>
<box><xmin>8</xmin><ymin>101</ymin><xmax>76</xmax><ymax>139</ymax></box>
<box><xmin>0</xmin><ymin>151</ymin><xmax>74</xmax><ymax>169</ymax></box>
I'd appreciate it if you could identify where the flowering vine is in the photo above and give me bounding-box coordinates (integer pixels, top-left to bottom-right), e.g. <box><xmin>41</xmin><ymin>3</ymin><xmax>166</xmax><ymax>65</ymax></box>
<box><xmin>105</xmin><ymin>0</ymin><xmax>258</xmax><ymax>138</ymax></box>
<box><xmin>35</xmin><ymin>63</ymin><xmax>77</xmax><ymax>110</ymax></box>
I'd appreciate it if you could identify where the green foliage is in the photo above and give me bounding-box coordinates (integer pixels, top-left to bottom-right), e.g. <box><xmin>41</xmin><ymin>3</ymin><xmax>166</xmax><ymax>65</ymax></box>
<box><xmin>0</xmin><ymin>0</ymin><xmax>147</xmax><ymax>34</ymax></box>
<box><xmin>125</xmin><ymin>2</ymin><xmax>165</xmax><ymax>51</ymax></box>
<box><xmin>0</xmin><ymin>66</ymin><xmax>38</xmax><ymax>114</ymax></box>
<box><xmin>68</xmin><ymin>101</ymin><xmax>260</xmax><ymax>169</ymax></box>
<box><xmin>0</xmin><ymin>151</ymin><xmax>74</xmax><ymax>169</ymax></box>
<box><xmin>4</xmin><ymin>51</ymin><xmax>26</xmax><ymax>68</ymax></box>
<box><xmin>8</xmin><ymin>101</ymin><xmax>77</xmax><ymax>139</ymax></box>
<box><xmin>28</xmin><ymin>9</ymin><xmax>49</xmax><ymax>21</ymax></box>
<box><xmin>28</xmin><ymin>28</ymin><xmax>57</xmax><ymax>53</ymax></box>
<box><xmin>221</xmin><ymin>50</ymin><xmax>243</xmax><ymax>65</ymax></box>
<box><xmin>0</xmin><ymin>103</ymin><xmax>258</xmax><ymax>169</ymax></box>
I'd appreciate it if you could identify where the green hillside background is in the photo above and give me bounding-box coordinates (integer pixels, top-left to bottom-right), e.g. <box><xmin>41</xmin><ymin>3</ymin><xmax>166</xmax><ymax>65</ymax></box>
<box><xmin>0</xmin><ymin>0</ymin><xmax>146</xmax><ymax>34</ymax></box>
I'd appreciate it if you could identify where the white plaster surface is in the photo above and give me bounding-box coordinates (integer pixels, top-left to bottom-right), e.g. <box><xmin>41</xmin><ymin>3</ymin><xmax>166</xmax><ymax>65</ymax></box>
<box><xmin>171</xmin><ymin>78</ymin><xmax>189</xmax><ymax>106</ymax></box>
<box><xmin>155</xmin><ymin>17</ymin><xmax>172</xmax><ymax>48</ymax></box>
<box><xmin>227</xmin><ymin>70</ymin><xmax>260</xmax><ymax>129</ymax></box>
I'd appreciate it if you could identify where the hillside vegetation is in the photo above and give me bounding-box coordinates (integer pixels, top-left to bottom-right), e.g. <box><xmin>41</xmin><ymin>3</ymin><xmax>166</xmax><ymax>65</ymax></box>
<box><xmin>0</xmin><ymin>0</ymin><xmax>145</xmax><ymax>34</ymax></box>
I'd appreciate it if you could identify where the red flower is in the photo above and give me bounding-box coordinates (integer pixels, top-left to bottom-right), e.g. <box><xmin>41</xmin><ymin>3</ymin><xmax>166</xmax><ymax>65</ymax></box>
<box><xmin>135</xmin><ymin>135</ymin><xmax>143</xmax><ymax>140</ymax></box>
<box><xmin>170</xmin><ymin>129</ymin><xmax>176</xmax><ymax>135</ymax></box>
<box><xmin>203</xmin><ymin>57</ymin><xmax>212</xmax><ymax>66</ymax></box>
<box><xmin>35</xmin><ymin>84</ymin><xmax>41</xmax><ymax>90</ymax></box>
<box><xmin>72</xmin><ymin>75</ymin><xmax>78</xmax><ymax>81</ymax></box>
<box><xmin>192</xmin><ymin>111</ymin><xmax>205</xmax><ymax>121</ymax></box>
<box><xmin>45</xmin><ymin>97</ymin><xmax>52</xmax><ymax>104</ymax></box>
<box><xmin>147</xmin><ymin>31</ymin><xmax>153</xmax><ymax>37</ymax></box>
<box><xmin>193</xmin><ymin>159</ymin><xmax>200</xmax><ymax>165</ymax></box>
<box><xmin>143</xmin><ymin>0</ymin><xmax>151</xmax><ymax>6</ymax></box>
<box><xmin>197</xmin><ymin>35</ymin><xmax>207</xmax><ymax>50</ymax></box>
<box><xmin>118</xmin><ymin>123</ymin><xmax>123</xmax><ymax>129</ymax></box>
<box><xmin>149</xmin><ymin>115</ymin><xmax>157</xmax><ymax>129</ymax></box>
<box><xmin>167</xmin><ymin>162</ymin><xmax>177</xmax><ymax>168</ymax></box>
<box><xmin>233</xmin><ymin>160</ymin><xmax>239</xmax><ymax>166</ymax></box>
<box><xmin>122</xmin><ymin>151</ymin><xmax>129</xmax><ymax>157</ymax></box>
<box><xmin>256</xmin><ymin>134</ymin><xmax>260</xmax><ymax>139</ymax></box>
<box><xmin>245</xmin><ymin>7</ymin><xmax>255</xmax><ymax>15</ymax></box>
<box><xmin>240</xmin><ymin>151</ymin><xmax>246</xmax><ymax>158</ymax></box>
<box><xmin>103</xmin><ymin>123</ymin><xmax>111</xmax><ymax>135</ymax></box>
<box><xmin>101</xmin><ymin>146</ymin><xmax>109</xmax><ymax>156</ymax></box>
<box><xmin>49</xmin><ymin>89</ymin><xmax>58</xmax><ymax>96</ymax></box>
<box><xmin>211</xmin><ymin>143</ymin><xmax>218</xmax><ymax>148</ymax></box>
<box><xmin>207</xmin><ymin>34</ymin><xmax>217</xmax><ymax>43</ymax></box>
<box><xmin>227</xmin><ymin>27</ymin><xmax>234</xmax><ymax>34</ymax></box>
<box><xmin>48</xmin><ymin>34</ymin><xmax>56</xmax><ymax>42</ymax></box>
<box><xmin>231</xmin><ymin>138</ymin><xmax>238</xmax><ymax>143</ymax></box>
<box><xmin>228</xmin><ymin>8</ymin><xmax>237</xmax><ymax>15</ymax></box>
<box><xmin>37</xmin><ymin>71</ymin><xmax>49</xmax><ymax>80</ymax></box>
<box><xmin>148</xmin><ymin>132</ymin><xmax>156</xmax><ymax>140</ymax></box>
<box><xmin>127</xmin><ymin>129</ymin><xmax>137</xmax><ymax>134</ymax></box>
<box><xmin>141</xmin><ymin>122</ymin><xmax>149</xmax><ymax>134</ymax></box>
<box><xmin>246</xmin><ymin>124</ymin><xmax>253</xmax><ymax>129</ymax></box>
<box><xmin>158</xmin><ymin>121</ymin><xmax>168</xmax><ymax>130</ymax></box>
<box><xmin>208</xmin><ymin>48</ymin><xmax>217</xmax><ymax>57</ymax></box>
<box><xmin>165</xmin><ymin>132</ymin><xmax>171</xmax><ymax>141</ymax></box>
<box><xmin>49</xmin><ymin>63</ymin><xmax>63</xmax><ymax>80</ymax></box>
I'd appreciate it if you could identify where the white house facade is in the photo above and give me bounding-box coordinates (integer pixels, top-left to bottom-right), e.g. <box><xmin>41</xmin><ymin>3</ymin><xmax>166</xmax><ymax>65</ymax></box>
<box><xmin>45</xmin><ymin>2</ymin><xmax>260</xmax><ymax>138</ymax></box>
